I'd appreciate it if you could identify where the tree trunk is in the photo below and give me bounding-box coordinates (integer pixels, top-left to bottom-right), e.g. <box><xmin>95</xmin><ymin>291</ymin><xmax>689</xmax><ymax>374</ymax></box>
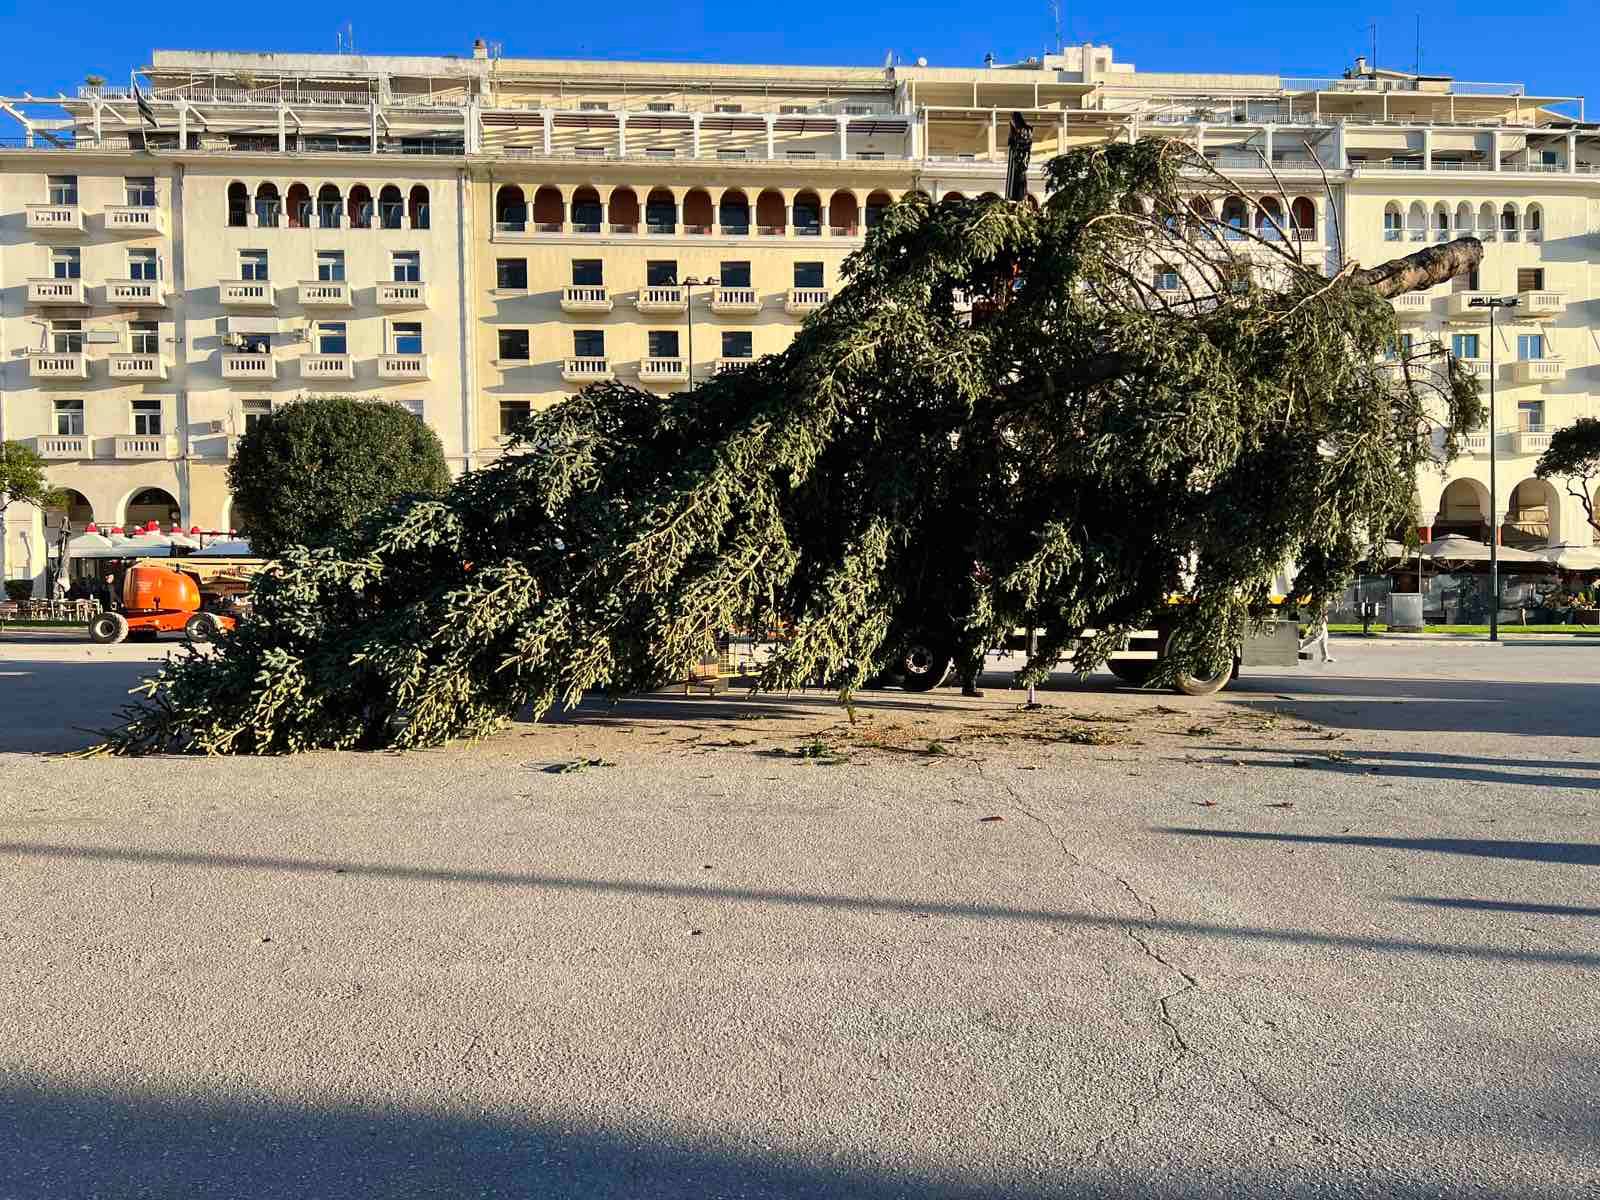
<box><xmin>1352</xmin><ymin>237</ymin><xmax>1484</xmax><ymax>298</ymax></box>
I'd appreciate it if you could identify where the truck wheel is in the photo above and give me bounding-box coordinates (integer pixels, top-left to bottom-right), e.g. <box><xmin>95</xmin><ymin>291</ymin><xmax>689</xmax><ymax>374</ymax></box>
<box><xmin>898</xmin><ymin>637</ymin><xmax>953</xmax><ymax>692</ymax></box>
<box><xmin>1107</xmin><ymin>660</ymin><xmax>1156</xmax><ymax>686</ymax></box>
<box><xmin>88</xmin><ymin>612</ymin><xmax>129</xmax><ymax>645</ymax></box>
<box><xmin>184</xmin><ymin>613</ymin><xmax>222</xmax><ymax>643</ymax></box>
<box><xmin>1173</xmin><ymin>663</ymin><xmax>1234</xmax><ymax>696</ymax></box>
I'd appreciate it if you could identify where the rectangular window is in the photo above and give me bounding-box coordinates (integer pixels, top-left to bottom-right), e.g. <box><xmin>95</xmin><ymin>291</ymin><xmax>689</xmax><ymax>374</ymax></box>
<box><xmin>573</xmin><ymin>330</ymin><xmax>605</xmax><ymax>358</ymax></box>
<box><xmin>125</xmin><ymin>176</ymin><xmax>157</xmax><ymax>207</ymax></box>
<box><xmin>390</xmin><ymin>321</ymin><xmax>423</xmax><ymax>354</ymax></box>
<box><xmin>720</xmin><ymin>261</ymin><xmax>752</xmax><ymax>288</ymax></box>
<box><xmin>1517</xmin><ymin>334</ymin><xmax>1545</xmax><ymax>361</ymax></box>
<box><xmin>1384</xmin><ymin>332</ymin><xmax>1414</xmax><ymax>361</ymax></box>
<box><xmin>54</xmin><ymin>399</ymin><xmax>84</xmax><ymax>436</ymax></box>
<box><xmin>1451</xmin><ymin>333</ymin><xmax>1480</xmax><ymax>359</ymax></box>
<box><xmin>47</xmin><ymin>174</ymin><xmax>78</xmax><ymax>205</ymax></box>
<box><xmin>239</xmin><ymin>250</ymin><xmax>269</xmax><ymax>281</ymax></box>
<box><xmin>785</xmin><ymin>150</ymin><xmax>816</xmax><ymax>160</ymax></box>
<box><xmin>579</xmin><ymin>101</ymin><xmax>610</xmax><ymax>111</ymax></box>
<box><xmin>128</xmin><ymin>249</ymin><xmax>159</xmax><ymax>281</ymax></box>
<box><xmin>316</xmin><ymin>251</ymin><xmax>346</xmax><ymax>282</ymax></box>
<box><xmin>243</xmin><ymin>399</ymin><xmax>271</xmax><ymax>435</ymax></box>
<box><xmin>646</xmin><ymin>261</ymin><xmax>678</xmax><ymax>287</ymax></box>
<box><xmin>391</xmin><ymin>251</ymin><xmax>421</xmax><ymax>283</ymax></box>
<box><xmin>499</xmin><ymin>400</ymin><xmax>532</xmax><ymax>436</ymax></box>
<box><xmin>132</xmin><ymin>399</ymin><xmax>163</xmax><ymax>437</ymax></box>
<box><xmin>793</xmin><ymin>262</ymin><xmax>824</xmax><ymax>289</ymax></box>
<box><xmin>397</xmin><ymin>399</ymin><xmax>424</xmax><ymax>419</ymax></box>
<box><xmin>571</xmin><ymin>259</ymin><xmax>604</xmax><ymax>286</ymax></box>
<box><xmin>717</xmin><ymin>148</ymin><xmax>747</xmax><ymax>160</ymax></box>
<box><xmin>1516</xmin><ymin>268</ymin><xmax>1545</xmax><ymax>293</ymax></box>
<box><xmin>239</xmin><ymin>333</ymin><xmax>271</xmax><ymax>354</ymax></box>
<box><xmin>52</xmin><ymin>249</ymin><xmax>81</xmax><ymax>280</ymax></box>
<box><xmin>856</xmin><ymin>151</ymin><xmax>884</xmax><ymax>160</ymax></box>
<box><xmin>496</xmin><ymin>258</ymin><xmax>528</xmax><ymax>290</ymax></box>
<box><xmin>648</xmin><ymin>330</ymin><xmax>680</xmax><ymax>358</ymax></box>
<box><xmin>780</xmin><ymin>105</ymin><xmax>807</xmax><ymax>114</ymax></box>
<box><xmin>316</xmin><ymin>322</ymin><xmax>348</xmax><ymax>355</ymax></box>
<box><xmin>646</xmin><ymin>102</ymin><xmax>675</xmax><ymax>112</ymax></box>
<box><xmin>1518</xmin><ymin>399</ymin><xmax>1544</xmax><ymax>430</ymax></box>
<box><xmin>129</xmin><ymin>321</ymin><xmax>159</xmax><ymax>355</ymax></box>
<box><xmin>51</xmin><ymin>320</ymin><xmax>83</xmax><ymax>353</ymax></box>
<box><xmin>645</xmin><ymin>147</ymin><xmax>675</xmax><ymax>159</ymax></box>
<box><xmin>1541</xmin><ymin>149</ymin><xmax>1559</xmax><ymax>166</ymax></box>
<box><xmin>715</xmin><ymin>103</ymin><xmax>743</xmax><ymax>114</ymax></box>
<box><xmin>498</xmin><ymin>329</ymin><xmax>530</xmax><ymax>361</ymax></box>
<box><xmin>1154</xmin><ymin>268</ymin><xmax>1180</xmax><ymax>291</ymax></box>
<box><xmin>722</xmin><ymin>331</ymin><xmax>753</xmax><ymax>358</ymax></box>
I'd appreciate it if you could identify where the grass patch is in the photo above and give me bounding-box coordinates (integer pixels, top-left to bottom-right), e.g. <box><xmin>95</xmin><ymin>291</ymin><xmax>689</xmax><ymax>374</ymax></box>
<box><xmin>1330</xmin><ymin>623</ymin><xmax>1598</xmax><ymax>636</ymax></box>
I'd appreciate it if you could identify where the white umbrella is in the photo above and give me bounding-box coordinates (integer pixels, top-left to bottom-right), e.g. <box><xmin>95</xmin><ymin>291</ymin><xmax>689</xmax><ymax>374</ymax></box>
<box><xmin>1544</xmin><ymin>542</ymin><xmax>1600</xmax><ymax>571</ymax></box>
<box><xmin>1418</xmin><ymin>534</ymin><xmax>1548</xmax><ymax>566</ymax></box>
<box><xmin>191</xmin><ymin>539</ymin><xmax>254</xmax><ymax>557</ymax></box>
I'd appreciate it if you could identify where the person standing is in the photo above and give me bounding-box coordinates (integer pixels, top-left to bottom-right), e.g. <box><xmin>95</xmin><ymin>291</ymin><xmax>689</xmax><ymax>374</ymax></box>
<box><xmin>1299</xmin><ymin>603</ymin><xmax>1336</xmax><ymax>664</ymax></box>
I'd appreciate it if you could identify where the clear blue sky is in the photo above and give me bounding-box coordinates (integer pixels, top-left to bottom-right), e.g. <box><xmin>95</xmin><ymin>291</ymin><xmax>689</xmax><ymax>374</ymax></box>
<box><xmin>4</xmin><ymin>1</ymin><xmax>1596</xmax><ymax>115</ymax></box>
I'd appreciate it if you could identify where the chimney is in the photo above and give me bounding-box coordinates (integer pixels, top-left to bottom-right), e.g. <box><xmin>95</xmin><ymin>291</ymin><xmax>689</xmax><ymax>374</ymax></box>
<box><xmin>1354</xmin><ymin>55</ymin><xmax>1368</xmax><ymax>76</ymax></box>
<box><xmin>472</xmin><ymin>38</ymin><xmax>489</xmax><ymax>60</ymax></box>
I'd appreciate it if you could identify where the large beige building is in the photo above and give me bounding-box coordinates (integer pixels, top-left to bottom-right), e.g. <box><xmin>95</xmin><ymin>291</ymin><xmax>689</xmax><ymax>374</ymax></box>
<box><xmin>3</xmin><ymin>42</ymin><xmax>1596</xmax><ymax>591</ymax></box>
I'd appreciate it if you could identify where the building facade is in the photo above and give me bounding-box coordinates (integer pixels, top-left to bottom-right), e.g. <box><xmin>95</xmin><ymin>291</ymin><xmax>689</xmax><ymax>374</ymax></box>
<box><xmin>3</xmin><ymin>43</ymin><xmax>1596</xmax><ymax>591</ymax></box>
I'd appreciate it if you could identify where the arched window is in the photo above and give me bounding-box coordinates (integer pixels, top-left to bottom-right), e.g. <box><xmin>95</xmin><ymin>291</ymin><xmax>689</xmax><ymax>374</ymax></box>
<box><xmin>286</xmin><ymin>183</ymin><xmax>311</xmax><ymax>229</ymax></box>
<box><xmin>682</xmin><ymin>188</ymin><xmax>714</xmax><ymax>234</ymax></box>
<box><xmin>793</xmin><ymin>190</ymin><xmax>822</xmax><ymax>235</ymax></box>
<box><xmin>1290</xmin><ymin>197</ymin><xmax>1316</xmax><ymax>241</ymax></box>
<box><xmin>572</xmin><ymin>187</ymin><xmax>603</xmax><ymax>232</ymax></box>
<box><xmin>1219</xmin><ymin>195</ymin><xmax>1248</xmax><ymax>239</ymax></box>
<box><xmin>863</xmin><ymin>189</ymin><xmax>892</xmax><ymax>230</ymax></box>
<box><xmin>1383</xmin><ymin>202</ymin><xmax>1403</xmax><ymax>242</ymax></box>
<box><xmin>408</xmin><ymin>184</ymin><xmax>430</xmax><ymax>230</ymax></box>
<box><xmin>531</xmin><ymin>186</ymin><xmax>562</xmax><ymax>231</ymax></box>
<box><xmin>495</xmin><ymin>184</ymin><xmax>526</xmax><ymax>231</ymax></box>
<box><xmin>1525</xmin><ymin>203</ymin><xmax>1544</xmax><ymax>243</ymax></box>
<box><xmin>254</xmin><ymin>182</ymin><xmax>280</xmax><ymax>228</ymax></box>
<box><xmin>643</xmin><ymin>188</ymin><xmax>676</xmax><ymax>234</ymax></box>
<box><xmin>1433</xmin><ymin>202</ymin><xmax>1451</xmax><ymax>240</ymax></box>
<box><xmin>608</xmin><ymin>187</ymin><xmax>639</xmax><ymax>232</ymax></box>
<box><xmin>827</xmin><ymin>191</ymin><xmax>859</xmax><ymax>234</ymax></box>
<box><xmin>718</xmin><ymin>189</ymin><xmax>750</xmax><ymax>234</ymax></box>
<box><xmin>1454</xmin><ymin>202</ymin><xmax>1474</xmax><ymax>235</ymax></box>
<box><xmin>126</xmin><ymin>487</ymin><xmax>181</xmax><ymax>530</ymax></box>
<box><xmin>1478</xmin><ymin>202</ymin><xmax>1498</xmax><ymax>241</ymax></box>
<box><xmin>756</xmin><ymin>189</ymin><xmax>786</xmax><ymax>232</ymax></box>
<box><xmin>1407</xmin><ymin>201</ymin><xmax>1427</xmax><ymax>241</ymax></box>
<box><xmin>316</xmin><ymin>184</ymin><xmax>343</xmax><ymax>229</ymax></box>
<box><xmin>1255</xmin><ymin>197</ymin><xmax>1284</xmax><ymax>240</ymax></box>
<box><xmin>1500</xmin><ymin>203</ymin><xmax>1520</xmax><ymax>241</ymax></box>
<box><xmin>347</xmin><ymin>183</ymin><xmax>374</xmax><ymax>229</ymax></box>
<box><xmin>226</xmin><ymin>181</ymin><xmax>248</xmax><ymax>228</ymax></box>
<box><xmin>378</xmin><ymin>184</ymin><xmax>403</xmax><ymax>229</ymax></box>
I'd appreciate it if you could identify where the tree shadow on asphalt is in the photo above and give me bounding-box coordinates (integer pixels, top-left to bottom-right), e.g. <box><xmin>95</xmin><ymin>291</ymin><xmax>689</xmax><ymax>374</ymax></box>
<box><xmin>1191</xmin><ymin>744</ymin><xmax>1600</xmax><ymax>791</ymax></box>
<box><xmin>1160</xmin><ymin>827</ymin><xmax>1600</xmax><ymax>867</ymax></box>
<box><xmin>1400</xmin><ymin>897</ymin><xmax>1600</xmax><ymax>918</ymax></box>
<box><xmin>3</xmin><ymin>841</ymin><xmax>1596</xmax><ymax>972</ymax></box>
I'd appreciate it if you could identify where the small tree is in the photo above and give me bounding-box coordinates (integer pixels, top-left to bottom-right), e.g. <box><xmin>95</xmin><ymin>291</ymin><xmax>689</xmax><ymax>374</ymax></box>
<box><xmin>0</xmin><ymin>440</ymin><xmax>63</xmax><ymax>520</ymax></box>
<box><xmin>1536</xmin><ymin>417</ymin><xmax>1600</xmax><ymax>541</ymax></box>
<box><xmin>227</xmin><ymin>396</ymin><xmax>449</xmax><ymax>556</ymax></box>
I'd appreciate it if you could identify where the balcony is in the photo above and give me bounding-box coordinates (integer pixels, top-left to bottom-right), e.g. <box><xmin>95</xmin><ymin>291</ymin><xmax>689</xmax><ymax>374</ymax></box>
<box><xmin>785</xmin><ymin>288</ymin><xmax>830</xmax><ymax>315</ymax></box>
<box><xmin>562</xmin><ymin>357</ymin><xmax>612</xmax><ymax>383</ymax></box>
<box><xmin>716</xmin><ymin>357</ymin><xmax>754</xmax><ymax>375</ymax></box>
<box><xmin>109</xmin><ymin>353</ymin><xmax>166</xmax><ymax>380</ymax></box>
<box><xmin>710</xmin><ymin>287</ymin><xmax>761</xmax><ymax>315</ymax></box>
<box><xmin>28</xmin><ymin>353</ymin><xmax>88</xmax><ymax>380</ymax></box>
<box><xmin>1446</xmin><ymin>292</ymin><xmax>1494</xmax><ymax>321</ymax></box>
<box><xmin>377</xmin><ymin>354</ymin><xmax>429</xmax><ymax>380</ymax></box>
<box><xmin>376</xmin><ymin>281</ymin><xmax>428</xmax><ymax>309</ymax></box>
<box><xmin>639</xmin><ymin>357</ymin><xmax>688</xmax><ymax>384</ymax></box>
<box><xmin>561</xmin><ymin>286</ymin><xmax>612</xmax><ymax>314</ymax></box>
<box><xmin>1513</xmin><ymin>428</ymin><xmax>1553</xmax><ymax>455</ymax></box>
<box><xmin>1460</xmin><ymin>432</ymin><xmax>1490</xmax><ymax>456</ymax></box>
<box><xmin>28</xmin><ymin>278</ymin><xmax>86</xmax><ymax>306</ymax></box>
<box><xmin>220</xmin><ymin>280</ymin><xmax>275</xmax><ymax>308</ymax></box>
<box><xmin>1517</xmin><ymin>291</ymin><xmax>1566</xmax><ymax>319</ymax></box>
<box><xmin>1458</xmin><ymin>359</ymin><xmax>1493</xmax><ymax>381</ymax></box>
<box><xmin>301</xmin><ymin>354</ymin><xmax>354</xmax><ymax>380</ymax></box>
<box><xmin>636</xmin><ymin>286</ymin><xmax>686</xmax><ymax>314</ymax></box>
<box><xmin>34</xmin><ymin>435</ymin><xmax>91</xmax><ymax>460</ymax></box>
<box><xmin>221</xmin><ymin>352</ymin><xmax>276</xmax><ymax>380</ymax></box>
<box><xmin>1391</xmin><ymin>293</ymin><xmax>1431</xmax><ymax>321</ymax></box>
<box><xmin>106</xmin><ymin>278</ymin><xmax>167</xmax><ymax>307</ymax></box>
<box><xmin>298</xmin><ymin>280</ymin><xmax>352</xmax><ymax>308</ymax></box>
<box><xmin>1509</xmin><ymin>359</ymin><xmax>1562</xmax><ymax>385</ymax></box>
<box><xmin>105</xmin><ymin>205</ymin><xmax>165</xmax><ymax>234</ymax></box>
<box><xmin>115</xmin><ymin>435</ymin><xmax>175</xmax><ymax>461</ymax></box>
<box><xmin>26</xmin><ymin>204</ymin><xmax>83</xmax><ymax>233</ymax></box>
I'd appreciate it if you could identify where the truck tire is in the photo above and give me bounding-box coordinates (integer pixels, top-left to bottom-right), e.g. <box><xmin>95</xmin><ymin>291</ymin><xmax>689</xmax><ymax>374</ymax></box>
<box><xmin>185</xmin><ymin>613</ymin><xmax>222</xmax><ymax>643</ymax></box>
<box><xmin>1107</xmin><ymin>660</ymin><xmax>1156</xmax><ymax>686</ymax></box>
<box><xmin>898</xmin><ymin>636</ymin><xmax>953</xmax><ymax>692</ymax></box>
<box><xmin>1172</xmin><ymin>662</ymin><xmax>1234</xmax><ymax>696</ymax></box>
<box><xmin>89</xmin><ymin>612</ymin><xmax>130</xmax><ymax>645</ymax></box>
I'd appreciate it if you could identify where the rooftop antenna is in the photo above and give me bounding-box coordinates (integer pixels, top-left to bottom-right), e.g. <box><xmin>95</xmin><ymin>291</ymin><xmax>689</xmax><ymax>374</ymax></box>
<box><xmin>335</xmin><ymin>21</ymin><xmax>356</xmax><ymax>55</ymax></box>
<box><xmin>1051</xmin><ymin>1</ymin><xmax>1063</xmax><ymax>55</ymax></box>
<box><xmin>1369</xmin><ymin>21</ymin><xmax>1377</xmax><ymax>72</ymax></box>
<box><xmin>1413</xmin><ymin>14</ymin><xmax>1422</xmax><ymax>76</ymax></box>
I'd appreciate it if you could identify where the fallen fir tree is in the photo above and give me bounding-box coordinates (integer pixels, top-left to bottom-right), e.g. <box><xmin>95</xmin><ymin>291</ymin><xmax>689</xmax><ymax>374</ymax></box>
<box><xmin>99</xmin><ymin>140</ymin><xmax>1482</xmax><ymax>754</ymax></box>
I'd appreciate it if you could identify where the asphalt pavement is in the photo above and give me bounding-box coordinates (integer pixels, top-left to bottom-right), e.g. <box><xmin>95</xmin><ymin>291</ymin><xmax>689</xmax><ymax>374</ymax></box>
<box><xmin>0</xmin><ymin>633</ymin><xmax>1595</xmax><ymax>1198</ymax></box>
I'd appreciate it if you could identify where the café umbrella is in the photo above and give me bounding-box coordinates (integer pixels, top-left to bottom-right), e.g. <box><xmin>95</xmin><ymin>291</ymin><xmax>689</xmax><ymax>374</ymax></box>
<box><xmin>1542</xmin><ymin>542</ymin><xmax>1600</xmax><ymax>572</ymax></box>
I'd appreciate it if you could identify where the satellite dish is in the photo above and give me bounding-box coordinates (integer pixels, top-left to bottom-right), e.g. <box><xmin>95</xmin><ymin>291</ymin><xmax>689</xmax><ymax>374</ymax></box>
<box><xmin>916</xmin><ymin>56</ymin><xmax>928</xmax><ymax>67</ymax></box>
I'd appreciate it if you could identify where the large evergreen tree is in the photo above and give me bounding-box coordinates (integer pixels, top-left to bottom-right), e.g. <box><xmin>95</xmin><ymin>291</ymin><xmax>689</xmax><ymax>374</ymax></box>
<box><xmin>102</xmin><ymin>142</ymin><xmax>1481</xmax><ymax>755</ymax></box>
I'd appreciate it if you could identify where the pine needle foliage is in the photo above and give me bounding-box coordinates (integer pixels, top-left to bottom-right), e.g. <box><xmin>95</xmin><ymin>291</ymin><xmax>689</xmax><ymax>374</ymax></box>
<box><xmin>100</xmin><ymin>140</ymin><xmax>1482</xmax><ymax>755</ymax></box>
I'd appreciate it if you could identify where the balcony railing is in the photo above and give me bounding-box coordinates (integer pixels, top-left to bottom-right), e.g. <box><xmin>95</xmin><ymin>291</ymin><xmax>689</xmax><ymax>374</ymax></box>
<box><xmin>376</xmin><ymin>281</ymin><xmax>428</xmax><ymax>308</ymax></box>
<box><xmin>1514</xmin><ymin>428</ymin><xmax>1553</xmax><ymax>455</ymax></box>
<box><xmin>106</xmin><ymin>278</ymin><xmax>167</xmax><ymax>306</ymax></box>
<box><xmin>562</xmin><ymin>357</ymin><xmax>612</xmax><ymax>382</ymax></box>
<box><xmin>1509</xmin><ymin>359</ymin><xmax>1562</xmax><ymax>384</ymax></box>
<box><xmin>561</xmin><ymin>286</ymin><xmax>612</xmax><ymax>313</ymax></box>
<box><xmin>377</xmin><ymin>354</ymin><xmax>429</xmax><ymax>380</ymax></box>
<box><xmin>636</xmin><ymin>286</ymin><xmax>686</xmax><ymax>314</ymax></box>
<box><xmin>26</xmin><ymin>204</ymin><xmax>83</xmax><ymax>232</ymax></box>
<box><xmin>1391</xmin><ymin>293</ymin><xmax>1431</xmax><ymax>319</ymax></box>
<box><xmin>298</xmin><ymin>280</ymin><xmax>352</xmax><ymax>307</ymax></box>
<box><xmin>221</xmin><ymin>352</ymin><xmax>276</xmax><ymax>379</ymax></box>
<box><xmin>1446</xmin><ymin>292</ymin><xmax>1494</xmax><ymax>321</ymax></box>
<box><xmin>28</xmin><ymin>278</ymin><xmax>86</xmax><ymax>305</ymax></box>
<box><xmin>221</xmin><ymin>280</ymin><xmax>275</xmax><ymax>307</ymax></box>
<box><xmin>115</xmin><ymin>435</ymin><xmax>174</xmax><ymax>460</ymax></box>
<box><xmin>1458</xmin><ymin>359</ymin><xmax>1493</xmax><ymax>380</ymax></box>
<box><xmin>28</xmin><ymin>353</ymin><xmax>88</xmax><ymax>380</ymax></box>
<box><xmin>105</xmin><ymin>205</ymin><xmax>164</xmax><ymax>234</ymax></box>
<box><xmin>716</xmin><ymin>357</ymin><xmax>753</xmax><ymax>374</ymax></box>
<box><xmin>711</xmin><ymin>287</ymin><xmax>761</xmax><ymax>314</ymax></box>
<box><xmin>35</xmin><ymin>435</ymin><xmax>90</xmax><ymax>460</ymax></box>
<box><xmin>109</xmin><ymin>353</ymin><xmax>166</xmax><ymax>380</ymax></box>
<box><xmin>785</xmin><ymin>288</ymin><xmax>830</xmax><ymax>314</ymax></box>
<box><xmin>1517</xmin><ymin>292</ymin><xmax>1566</xmax><ymax>319</ymax></box>
<box><xmin>301</xmin><ymin>354</ymin><xmax>354</xmax><ymax>379</ymax></box>
<box><xmin>639</xmin><ymin>357</ymin><xmax>688</xmax><ymax>383</ymax></box>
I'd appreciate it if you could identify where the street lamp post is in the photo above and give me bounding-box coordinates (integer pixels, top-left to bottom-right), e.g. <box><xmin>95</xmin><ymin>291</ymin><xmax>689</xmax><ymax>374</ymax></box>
<box><xmin>681</xmin><ymin>276</ymin><xmax>717</xmax><ymax>390</ymax></box>
<box><xmin>1467</xmin><ymin>295</ymin><xmax>1519</xmax><ymax>642</ymax></box>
